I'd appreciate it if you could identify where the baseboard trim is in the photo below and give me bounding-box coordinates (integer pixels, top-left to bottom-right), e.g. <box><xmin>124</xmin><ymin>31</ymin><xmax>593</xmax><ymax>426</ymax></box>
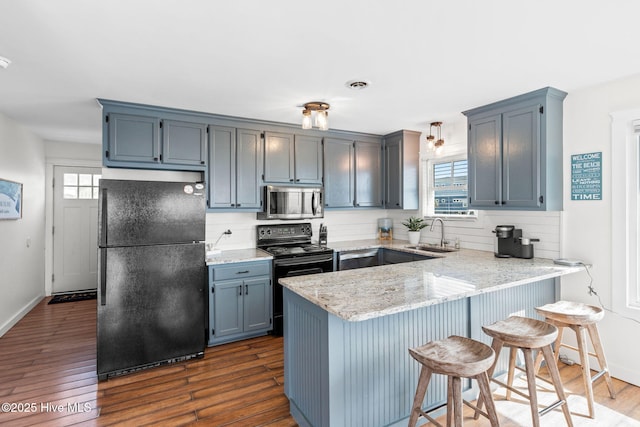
<box><xmin>0</xmin><ymin>295</ymin><xmax>44</xmax><ymax>338</ymax></box>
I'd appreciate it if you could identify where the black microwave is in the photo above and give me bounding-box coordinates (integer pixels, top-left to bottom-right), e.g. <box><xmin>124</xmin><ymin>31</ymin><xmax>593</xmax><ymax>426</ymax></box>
<box><xmin>257</xmin><ymin>185</ymin><xmax>324</xmax><ymax>220</ymax></box>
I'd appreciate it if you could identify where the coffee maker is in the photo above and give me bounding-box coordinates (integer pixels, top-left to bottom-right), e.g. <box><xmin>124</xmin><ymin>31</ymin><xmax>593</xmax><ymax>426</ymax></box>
<box><xmin>493</xmin><ymin>225</ymin><xmax>539</xmax><ymax>259</ymax></box>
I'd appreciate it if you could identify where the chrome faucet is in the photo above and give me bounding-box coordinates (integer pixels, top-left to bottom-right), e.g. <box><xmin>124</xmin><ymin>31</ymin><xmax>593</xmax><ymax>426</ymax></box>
<box><xmin>430</xmin><ymin>218</ymin><xmax>446</xmax><ymax>247</ymax></box>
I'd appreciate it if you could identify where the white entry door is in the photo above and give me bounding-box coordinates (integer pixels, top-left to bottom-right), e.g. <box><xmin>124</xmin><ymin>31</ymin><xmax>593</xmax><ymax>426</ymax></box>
<box><xmin>52</xmin><ymin>166</ymin><xmax>102</xmax><ymax>294</ymax></box>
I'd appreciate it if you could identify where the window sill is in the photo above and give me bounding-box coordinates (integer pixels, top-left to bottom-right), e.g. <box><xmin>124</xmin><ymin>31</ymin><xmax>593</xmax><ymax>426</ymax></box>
<box><xmin>423</xmin><ymin>211</ymin><xmax>478</xmax><ymax>221</ymax></box>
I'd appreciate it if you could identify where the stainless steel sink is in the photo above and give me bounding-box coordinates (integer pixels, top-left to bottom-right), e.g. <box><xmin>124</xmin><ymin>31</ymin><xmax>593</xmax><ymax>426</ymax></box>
<box><xmin>406</xmin><ymin>245</ymin><xmax>458</xmax><ymax>253</ymax></box>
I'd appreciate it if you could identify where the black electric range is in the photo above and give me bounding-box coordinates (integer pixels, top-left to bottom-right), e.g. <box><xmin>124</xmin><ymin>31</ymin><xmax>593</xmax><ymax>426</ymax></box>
<box><xmin>257</xmin><ymin>223</ymin><xmax>334</xmax><ymax>336</ymax></box>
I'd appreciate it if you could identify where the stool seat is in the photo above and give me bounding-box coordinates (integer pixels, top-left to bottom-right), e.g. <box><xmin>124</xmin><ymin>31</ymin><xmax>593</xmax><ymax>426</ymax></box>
<box><xmin>534</xmin><ymin>300</ymin><xmax>616</xmax><ymax>419</ymax></box>
<box><xmin>481</xmin><ymin>315</ymin><xmax>557</xmax><ymax>349</ymax></box>
<box><xmin>476</xmin><ymin>316</ymin><xmax>573</xmax><ymax>427</ymax></box>
<box><xmin>408</xmin><ymin>336</ymin><xmax>499</xmax><ymax>427</ymax></box>
<box><xmin>410</xmin><ymin>335</ymin><xmax>495</xmax><ymax>378</ymax></box>
<box><xmin>536</xmin><ymin>300</ymin><xmax>604</xmax><ymax>325</ymax></box>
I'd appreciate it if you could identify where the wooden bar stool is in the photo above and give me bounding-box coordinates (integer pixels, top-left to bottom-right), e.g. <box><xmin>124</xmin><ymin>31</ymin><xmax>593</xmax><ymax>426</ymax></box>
<box><xmin>408</xmin><ymin>335</ymin><xmax>500</xmax><ymax>427</ymax></box>
<box><xmin>534</xmin><ymin>300</ymin><xmax>616</xmax><ymax>418</ymax></box>
<box><xmin>475</xmin><ymin>316</ymin><xmax>573</xmax><ymax>427</ymax></box>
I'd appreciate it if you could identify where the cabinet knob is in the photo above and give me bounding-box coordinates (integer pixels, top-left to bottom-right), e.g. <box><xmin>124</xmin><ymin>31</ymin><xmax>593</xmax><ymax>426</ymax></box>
<box><xmin>153</xmin><ymin>157</ymin><xmax>159</xmax><ymax>162</ymax></box>
<box><xmin>494</xmin><ymin>201</ymin><xmax>499</xmax><ymax>205</ymax></box>
<box><xmin>395</xmin><ymin>203</ymin><xmax>400</xmax><ymax>206</ymax></box>
<box><xmin>200</xmin><ymin>160</ymin><xmax>205</xmax><ymax>165</ymax></box>
<box><xmin>236</xmin><ymin>204</ymin><xmax>241</xmax><ymax>207</ymax></box>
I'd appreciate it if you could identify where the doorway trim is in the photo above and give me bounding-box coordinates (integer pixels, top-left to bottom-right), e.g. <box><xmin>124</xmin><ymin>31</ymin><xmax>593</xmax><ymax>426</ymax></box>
<box><xmin>45</xmin><ymin>158</ymin><xmax>101</xmax><ymax>296</ymax></box>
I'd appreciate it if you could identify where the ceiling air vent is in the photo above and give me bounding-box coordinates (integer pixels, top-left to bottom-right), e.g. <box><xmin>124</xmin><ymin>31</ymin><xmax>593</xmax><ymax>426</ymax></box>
<box><xmin>345</xmin><ymin>80</ymin><xmax>370</xmax><ymax>90</ymax></box>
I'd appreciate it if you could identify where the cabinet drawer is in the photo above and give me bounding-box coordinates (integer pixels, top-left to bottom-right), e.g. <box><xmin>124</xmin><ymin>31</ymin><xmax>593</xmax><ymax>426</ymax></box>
<box><xmin>211</xmin><ymin>261</ymin><xmax>271</xmax><ymax>281</ymax></box>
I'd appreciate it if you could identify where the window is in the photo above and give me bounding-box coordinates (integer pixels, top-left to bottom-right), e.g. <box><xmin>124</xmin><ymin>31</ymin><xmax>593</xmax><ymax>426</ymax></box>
<box><xmin>425</xmin><ymin>156</ymin><xmax>475</xmax><ymax>218</ymax></box>
<box><xmin>63</xmin><ymin>173</ymin><xmax>101</xmax><ymax>199</ymax></box>
<box><xmin>611</xmin><ymin>111</ymin><xmax>640</xmax><ymax>321</ymax></box>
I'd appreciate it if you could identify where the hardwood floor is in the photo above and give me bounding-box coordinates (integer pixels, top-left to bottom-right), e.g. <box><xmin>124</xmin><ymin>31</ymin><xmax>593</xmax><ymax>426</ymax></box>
<box><xmin>1</xmin><ymin>297</ymin><xmax>639</xmax><ymax>426</ymax></box>
<box><xmin>0</xmin><ymin>298</ymin><xmax>294</xmax><ymax>426</ymax></box>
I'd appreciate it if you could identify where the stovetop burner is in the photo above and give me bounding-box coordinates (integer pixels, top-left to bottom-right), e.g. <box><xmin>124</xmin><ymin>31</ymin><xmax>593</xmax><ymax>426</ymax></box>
<box><xmin>264</xmin><ymin>244</ymin><xmax>329</xmax><ymax>256</ymax></box>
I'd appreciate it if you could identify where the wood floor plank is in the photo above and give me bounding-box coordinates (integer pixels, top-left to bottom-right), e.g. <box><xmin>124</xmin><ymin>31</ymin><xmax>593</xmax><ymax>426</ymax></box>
<box><xmin>2</xmin><ymin>297</ymin><xmax>640</xmax><ymax>426</ymax></box>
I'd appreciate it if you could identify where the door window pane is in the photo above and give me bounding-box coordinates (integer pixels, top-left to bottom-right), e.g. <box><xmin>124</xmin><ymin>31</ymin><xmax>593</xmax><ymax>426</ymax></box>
<box><xmin>63</xmin><ymin>173</ymin><xmax>78</xmax><ymax>186</ymax></box>
<box><xmin>64</xmin><ymin>187</ymin><xmax>78</xmax><ymax>199</ymax></box>
<box><xmin>63</xmin><ymin>173</ymin><xmax>101</xmax><ymax>199</ymax></box>
<box><xmin>78</xmin><ymin>174</ymin><xmax>92</xmax><ymax>186</ymax></box>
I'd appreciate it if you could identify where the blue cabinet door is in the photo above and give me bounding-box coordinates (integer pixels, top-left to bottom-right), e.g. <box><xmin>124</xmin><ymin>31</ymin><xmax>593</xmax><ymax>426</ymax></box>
<box><xmin>324</xmin><ymin>137</ymin><xmax>354</xmax><ymax>208</ymax></box>
<box><xmin>235</xmin><ymin>128</ymin><xmax>263</xmax><ymax>209</ymax></box>
<box><xmin>468</xmin><ymin>113</ymin><xmax>502</xmax><ymax>207</ymax></box>
<box><xmin>294</xmin><ymin>134</ymin><xmax>323</xmax><ymax>184</ymax></box>
<box><xmin>502</xmin><ymin>104</ymin><xmax>541</xmax><ymax>208</ymax></box>
<box><xmin>264</xmin><ymin>132</ymin><xmax>294</xmax><ymax>183</ymax></box>
<box><xmin>355</xmin><ymin>140</ymin><xmax>383</xmax><ymax>207</ymax></box>
<box><xmin>243</xmin><ymin>277</ymin><xmax>271</xmax><ymax>332</ymax></box>
<box><xmin>208</xmin><ymin>125</ymin><xmax>236</xmax><ymax>208</ymax></box>
<box><xmin>162</xmin><ymin>119</ymin><xmax>207</xmax><ymax>166</ymax></box>
<box><xmin>107</xmin><ymin>113</ymin><xmax>160</xmax><ymax>164</ymax></box>
<box><xmin>213</xmin><ymin>280</ymin><xmax>243</xmax><ymax>337</ymax></box>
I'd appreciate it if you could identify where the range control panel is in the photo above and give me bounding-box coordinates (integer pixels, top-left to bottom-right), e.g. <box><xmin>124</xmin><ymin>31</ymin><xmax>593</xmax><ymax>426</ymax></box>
<box><xmin>257</xmin><ymin>223</ymin><xmax>312</xmax><ymax>243</ymax></box>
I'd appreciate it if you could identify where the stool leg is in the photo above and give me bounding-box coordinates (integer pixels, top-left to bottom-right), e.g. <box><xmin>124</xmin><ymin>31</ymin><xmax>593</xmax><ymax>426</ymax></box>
<box><xmin>474</xmin><ymin>338</ymin><xmax>503</xmax><ymax>420</ymax></box>
<box><xmin>475</xmin><ymin>371</ymin><xmax>500</xmax><ymax>427</ymax></box>
<box><xmin>447</xmin><ymin>375</ymin><xmax>454</xmax><ymax>427</ymax></box>
<box><xmin>522</xmin><ymin>348</ymin><xmax>541</xmax><ymax>427</ymax></box>
<box><xmin>534</xmin><ymin>322</ymin><xmax>564</xmax><ymax>375</ymax></box>
<box><xmin>574</xmin><ymin>324</ymin><xmax>596</xmax><ymax>418</ymax></box>
<box><xmin>409</xmin><ymin>365</ymin><xmax>433</xmax><ymax>427</ymax></box>
<box><xmin>506</xmin><ymin>347</ymin><xmax>517</xmax><ymax>400</ymax></box>
<box><xmin>586</xmin><ymin>323</ymin><xmax>617</xmax><ymax>399</ymax></box>
<box><xmin>451</xmin><ymin>376</ymin><xmax>463</xmax><ymax>427</ymax></box>
<box><xmin>541</xmin><ymin>345</ymin><xmax>574</xmax><ymax>427</ymax></box>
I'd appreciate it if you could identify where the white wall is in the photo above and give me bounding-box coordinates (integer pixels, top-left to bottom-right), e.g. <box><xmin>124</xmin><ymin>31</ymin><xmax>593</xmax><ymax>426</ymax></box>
<box><xmin>561</xmin><ymin>73</ymin><xmax>640</xmax><ymax>386</ymax></box>
<box><xmin>0</xmin><ymin>113</ymin><xmax>46</xmax><ymax>336</ymax></box>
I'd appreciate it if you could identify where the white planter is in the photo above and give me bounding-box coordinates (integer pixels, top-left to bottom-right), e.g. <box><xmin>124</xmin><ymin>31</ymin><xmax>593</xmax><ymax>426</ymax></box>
<box><xmin>407</xmin><ymin>231</ymin><xmax>421</xmax><ymax>245</ymax></box>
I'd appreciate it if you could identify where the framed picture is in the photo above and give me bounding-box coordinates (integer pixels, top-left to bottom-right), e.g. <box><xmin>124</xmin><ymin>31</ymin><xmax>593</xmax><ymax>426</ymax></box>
<box><xmin>0</xmin><ymin>178</ymin><xmax>23</xmax><ymax>220</ymax></box>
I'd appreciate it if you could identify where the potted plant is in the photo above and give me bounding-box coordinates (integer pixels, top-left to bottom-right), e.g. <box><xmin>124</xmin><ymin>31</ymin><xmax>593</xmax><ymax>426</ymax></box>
<box><xmin>402</xmin><ymin>216</ymin><xmax>427</xmax><ymax>245</ymax></box>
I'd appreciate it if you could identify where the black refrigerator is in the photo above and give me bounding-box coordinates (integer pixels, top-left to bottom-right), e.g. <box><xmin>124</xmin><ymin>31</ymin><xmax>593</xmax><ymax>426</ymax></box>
<box><xmin>97</xmin><ymin>179</ymin><xmax>206</xmax><ymax>380</ymax></box>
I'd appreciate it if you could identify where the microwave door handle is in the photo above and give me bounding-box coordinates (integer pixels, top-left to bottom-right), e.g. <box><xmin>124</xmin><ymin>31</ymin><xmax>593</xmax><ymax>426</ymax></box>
<box><xmin>312</xmin><ymin>192</ymin><xmax>317</xmax><ymax>215</ymax></box>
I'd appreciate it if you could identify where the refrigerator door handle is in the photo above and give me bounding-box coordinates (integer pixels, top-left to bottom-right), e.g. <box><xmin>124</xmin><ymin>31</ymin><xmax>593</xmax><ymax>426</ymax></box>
<box><xmin>100</xmin><ymin>249</ymin><xmax>107</xmax><ymax>306</ymax></box>
<box><xmin>100</xmin><ymin>188</ymin><xmax>108</xmax><ymax>247</ymax></box>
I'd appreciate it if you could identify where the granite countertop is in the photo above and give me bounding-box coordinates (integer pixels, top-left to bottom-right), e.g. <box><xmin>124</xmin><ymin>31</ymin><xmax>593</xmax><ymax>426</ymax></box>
<box><xmin>279</xmin><ymin>243</ymin><xmax>583</xmax><ymax>322</ymax></box>
<box><xmin>205</xmin><ymin>248</ymin><xmax>273</xmax><ymax>265</ymax></box>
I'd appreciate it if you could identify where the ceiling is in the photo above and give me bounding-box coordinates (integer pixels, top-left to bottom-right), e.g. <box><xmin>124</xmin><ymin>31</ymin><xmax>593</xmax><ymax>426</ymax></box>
<box><xmin>1</xmin><ymin>1</ymin><xmax>640</xmax><ymax>145</ymax></box>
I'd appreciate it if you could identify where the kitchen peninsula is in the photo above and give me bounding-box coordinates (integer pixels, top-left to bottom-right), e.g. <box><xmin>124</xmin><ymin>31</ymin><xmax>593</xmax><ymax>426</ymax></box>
<box><xmin>280</xmin><ymin>246</ymin><xmax>583</xmax><ymax>427</ymax></box>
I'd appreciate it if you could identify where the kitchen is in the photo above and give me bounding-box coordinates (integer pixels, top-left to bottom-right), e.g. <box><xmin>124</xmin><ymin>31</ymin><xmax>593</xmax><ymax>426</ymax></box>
<box><xmin>2</xmin><ymin>1</ymin><xmax>640</xmax><ymax>426</ymax></box>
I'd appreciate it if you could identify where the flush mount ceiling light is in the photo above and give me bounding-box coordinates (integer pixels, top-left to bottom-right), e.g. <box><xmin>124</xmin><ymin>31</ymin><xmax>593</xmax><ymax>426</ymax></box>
<box><xmin>0</xmin><ymin>56</ymin><xmax>11</xmax><ymax>69</ymax></box>
<box><xmin>426</xmin><ymin>121</ymin><xmax>445</xmax><ymax>154</ymax></box>
<box><xmin>301</xmin><ymin>102</ymin><xmax>330</xmax><ymax>131</ymax></box>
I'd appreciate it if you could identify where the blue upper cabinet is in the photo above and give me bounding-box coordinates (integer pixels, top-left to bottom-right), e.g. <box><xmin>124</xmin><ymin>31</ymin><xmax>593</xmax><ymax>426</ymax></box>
<box><xmin>384</xmin><ymin>130</ymin><xmax>420</xmax><ymax>210</ymax></box>
<box><xmin>106</xmin><ymin>113</ymin><xmax>160</xmax><ymax>164</ymax></box>
<box><xmin>100</xmin><ymin>100</ymin><xmax>207</xmax><ymax>171</ymax></box>
<box><xmin>263</xmin><ymin>132</ymin><xmax>323</xmax><ymax>185</ymax></box>
<box><xmin>463</xmin><ymin>87</ymin><xmax>567</xmax><ymax>211</ymax></box>
<box><xmin>208</xmin><ymin>125</ymin><xmax>262</xmax><ymax>210</ymax></box>
<box><xmin>162</xmin><ymin>119</ymin><xmax>207</xmax><ymax>167</ymax></box>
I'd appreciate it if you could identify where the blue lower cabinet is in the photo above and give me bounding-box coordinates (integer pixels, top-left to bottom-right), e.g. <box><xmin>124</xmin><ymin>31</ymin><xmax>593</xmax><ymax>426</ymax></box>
<box><xmin>208</xmin><ymin>261</ymin><xmax>272</xmax><ymax>346</ymax></box>
<box><xmin>283</xmin><ymin>279</ymin><xmax>557</xmax><ymax>427</ymax></box>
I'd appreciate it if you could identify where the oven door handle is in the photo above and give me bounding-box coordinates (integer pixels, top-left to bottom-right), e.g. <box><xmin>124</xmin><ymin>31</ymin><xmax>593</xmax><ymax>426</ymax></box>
<box><xmin>275</xmin><ymin>254</ymin><xmax>334</xmax><ymax>267</ymax></box>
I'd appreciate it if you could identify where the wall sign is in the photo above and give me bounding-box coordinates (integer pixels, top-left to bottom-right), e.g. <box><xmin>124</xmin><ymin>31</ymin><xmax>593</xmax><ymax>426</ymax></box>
<box><xmin>0</xmin><ymin>178</ymin><xmax>23</xmax><ymax>219</ymax></box>
<box><xmin>571</xmin><ymin>152</ymin><xmax>602</xmax><ymax>200</ymax></box>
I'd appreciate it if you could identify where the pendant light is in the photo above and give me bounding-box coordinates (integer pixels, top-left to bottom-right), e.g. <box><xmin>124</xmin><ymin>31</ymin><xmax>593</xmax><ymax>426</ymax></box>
<box><xmin>426</xmin><ymin>122</ymin><xmax>444</xmax><ymax>154</ymax></box>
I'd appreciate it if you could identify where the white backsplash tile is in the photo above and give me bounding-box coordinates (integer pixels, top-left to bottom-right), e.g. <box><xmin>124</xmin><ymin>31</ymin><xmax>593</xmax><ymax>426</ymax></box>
<box><xmin>206</xmin><ymin>209</ymin><xmax>561</xmax><ymax>259</ymax></box>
